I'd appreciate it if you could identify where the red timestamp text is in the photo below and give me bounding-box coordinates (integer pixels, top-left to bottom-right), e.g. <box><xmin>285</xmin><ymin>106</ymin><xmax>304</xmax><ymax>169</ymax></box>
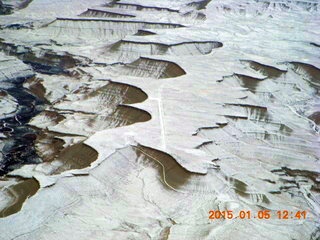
<box><xmin>208</xmin><ymin>210</ymin><xmax>307</xmax><ymax>220</ymax></box>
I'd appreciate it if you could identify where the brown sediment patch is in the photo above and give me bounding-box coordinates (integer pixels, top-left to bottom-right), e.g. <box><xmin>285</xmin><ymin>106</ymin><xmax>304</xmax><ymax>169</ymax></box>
<box><xmin>85</xmin><ymin>81</ymin><xmax>148</xmax><ymax>105</ymax></box>
<box><xmin>156</xmin><ymin>60</ymin><xmax>185</xmax><ymax>79</ymax></box>
<box><xmin>289</xmin><ymin>62</ymin><xmax>320</xmax><ymax>88</ymax></box>
<box><xmin>223</xmin><ymin>104</ymin><xmax>269</xmax><ymax>122</ymax></box>
<box><xmin>0</xmin><ymin>90</ymin><xmax>8</xmax><ymax>97</ymax></box>
<box><xmin>33</xmin><ymin>127</ymin><xmax>99</xmax><ymax>173</ymax></box>
<box><xmin>230</xmin><ymin>177</ymin><xmax>248</xmax><ymax>197</ymax></box>
<box><xmin>133</xmin><ymin>145</ymin><xmax>195</xmax><ymax>190</ymax></box>
<box><xmin>186</xmin><ymin>0</ymin><xmax>212</xmax><ymax>10</ymax></box>
<box><xmin>104</xmin><ymin>105</ymin><xmax>151</xmax><ymax>127</ymax></box>
<box><xmin>227</xmin><ymin>177</ymin><xmax>270</xmax><ymax>204</ymax></box>
<box><xmin>35</xmin><ymin>131</ymin><xmax>65</xmax><ymax>162</ymax></box>
<box><xmin>41</xmin><ymin>110</ymin><xmax>66</xmax><ymax>123</ymax></box>
<box><xmin>109</xmin><ymin>40</ymin><xmax>167</xmax><ymax>54</ymax></box>
<box><xmin>23</xmin><ymin>77</ymin><xmax>46</xmax><ymax>101</ymax></box>
<box><xmin>182</xmin><ymin>11</ymin><xmax>206</xmax><ymax>20</ymax></box>
<box><xmin>159</xmin><ymin>227</ymin><xmax>171</xmax><ymax>240</ymax></box>
<box><xmin>235</xmin><ymin>73</ymin><xmax>265</xmax><ymax>92</ymax></box>
<box><xmin>108</xmin><ymin>40</ymin><xmax>222</xmax><ymax>57</ymax></box>
<box><xmin>30</xmin><ymin>110</ymin><xmax>66</xmax><ymax>129</ymax></box>
<box><xmin>241</xmin><ymin>60</ymin><xmax>286</xmax><ymax>78</ymax></box>
<box><xmin>0</xmin><ymin>40</ymin><xmax>82</xmax><ymax>74</ymax></box>
<box><xmin>134</xmin><ymin>30</ymin><xmax>156</xmax><ymax>36</ymax></box>
<box><xmin>308</xmin><ymin>111</ymin><xmax>320</xmax><ymax>125</ymax></box>
<box><xmin>52</xmin><ymin>142</ymin><xmax>98</xmax><ymax>174</ymax></box>
<box><xmin>123</xmin><ymin>57</ymin><xmax>186</xmax><ymax>79</ymax></box>
<box><xmin>0</xmin><ymin>178</ymin><xmax>39</xmax><ymax>218</ymax></box>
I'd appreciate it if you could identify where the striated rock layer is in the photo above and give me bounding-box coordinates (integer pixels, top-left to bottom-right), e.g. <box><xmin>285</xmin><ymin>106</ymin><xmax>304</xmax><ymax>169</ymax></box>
<box><xmin>0</xmin><ymin>0</ymin><xmax>319</xmax><ymax>239</ymax></box>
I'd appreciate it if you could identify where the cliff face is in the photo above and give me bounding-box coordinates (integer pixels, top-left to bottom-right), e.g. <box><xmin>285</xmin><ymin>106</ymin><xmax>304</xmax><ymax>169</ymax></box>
<box><xmin>0</xmin><ymin>0</ymin><xmax>319</xmax><ymax>239</ymax></box>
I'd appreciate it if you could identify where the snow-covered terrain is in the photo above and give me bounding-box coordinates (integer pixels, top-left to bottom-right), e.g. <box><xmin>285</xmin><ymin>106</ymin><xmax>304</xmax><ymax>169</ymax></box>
<box><xmin>0</xmin><ymin>0</ymin><xmax>319</xmax><ymax>239</ymax></box>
